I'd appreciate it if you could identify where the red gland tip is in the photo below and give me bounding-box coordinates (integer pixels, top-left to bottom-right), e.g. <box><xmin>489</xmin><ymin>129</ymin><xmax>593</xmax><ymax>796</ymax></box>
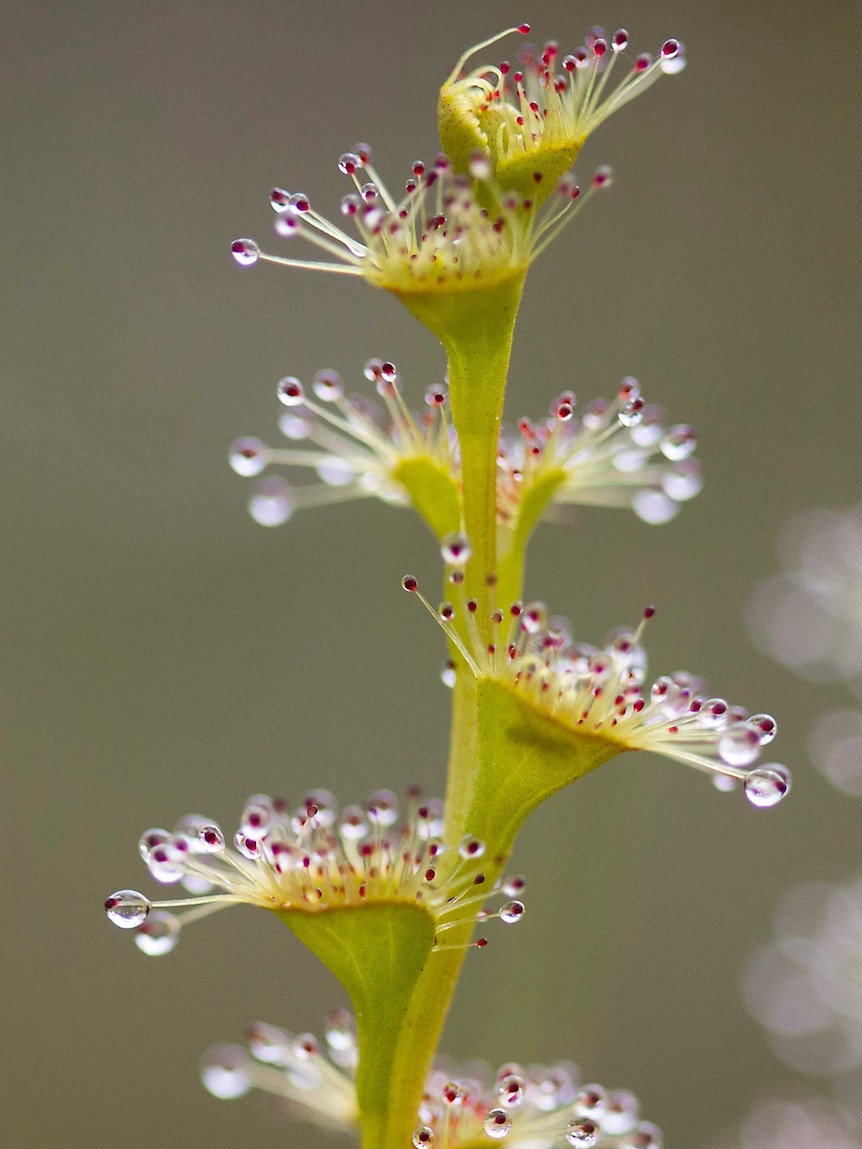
<box><xmin>402</xmin><ymin>575</ymin><xmax>418</xmax><ymax>593</ymax></box>
<box><xmin>517</xmin><ymin>23</ymin><xmax>531</xmax><ymax>35</ymax></box>
<box><xmin>643</xmin><ymin>605</ymin><xmax>656</xmax><ymax>619</ymax></box>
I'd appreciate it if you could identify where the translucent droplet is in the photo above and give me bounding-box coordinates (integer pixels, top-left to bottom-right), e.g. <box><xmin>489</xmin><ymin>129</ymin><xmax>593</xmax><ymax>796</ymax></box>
<box><xmin>662</xmin><ymin>462</ymin><xmax>702</xmax><ymax>501</ymax></box>
<box><xmin>134</xmin><ymin>911</ymin><xmax>180</xmax><ymax>955</ymax></box>
<box><xmin>229</xmin><ymin>437</ymin><xmax>267</xmax><ymax>477</ymax></box>
<box><xmin>312</xmin><ymin>368</ymin><xmax>344</xmax><ymax>401</ymax></box>
<box><xmin>230</xmin><ymin>238</ymin><xmax>260</xmax><ymax>267</ymax></box>
<box><xmin>366</xmin><ymin>789</ymin><xmax>399</xmax><ymax>827</ymax></box>
<box><xmin>744</xmin><ymin>764</ymin><xmax>791</xmax><ymax>807</ymax></box>
<box><xmin>105</xmin><ymin>889</ymin><xmax>151</xmax><ymax>929</ymax></box>
<box><xmin>603</xmin><ymin>1090</ymin><xmax>640</xmax><ymax>1135</ymax></box>
<box><xmin>718</xmin><ymin>725</ymin><xmax>761</xmax><ymax>767</ymax></box>
<box><xmin>496</xmin><ymin>1070</ymin><xmax>527</xmax><ymax>1108</ymax></box>
<box><xmin>442</xmin><ymin>1082</ymin><xmax>467</xmax><ymax>1107</ymax></box>
<box><xmin>483</xmin><ymin>1109</ymin><xmax>512</xmax><ymax>1139</ymax></box>
<box><xmin>620</xmin><ymin>1120</ymin><xmax>663</xmax><ymax>1148</ymax></box>
<box><xmin>412</xmin><ymin>1127</ymin><xmax>435</xmax><ymax>1147</ymax></box>
<box><xmin>660</xmin><ymin>425</ymin><xmax>696</xmax><ymax>461</ymax></box>
<box><xmin>566</xmin><ymin>1117</ymin><xmax>600</xmax><ymax>1147</ymax></box>
<box><xmin>748</xmin><ymin>713</ymin><xmax>777</xmax><ymax>745</ymax></box>
<box><xmin>502</xmin><ymin>875</ymin><xmax>526</xmax><ymax>898</ymax></box>
<box><xmin>201</xmin><ymin>1045</ymin><xmax>252</xmax><ymax>1099</ymax></box>
<box><xmin>339</xmin><ymin>805</ymin><xmax>369</xmax><ymax>840</ymax></box>
<box><xmin>633</xmin><ymin>489</ymin><xmax>678</xmax><ymax>525</ymax></box>
<box><xmin>197</xmin><ymin>824</ymin><xmax>226</xmax><ymax>853</ymax></box>
<box><xmin>249</xmin><ymin>477</ymin><xmax>293</xmax><ymax>526</ymax></box>
<box><xmin>279</xmin><ymin>412</ymin><xmax>312</xmax><ymax>440</ymax></box>
<box><xmin>441</xmin><ymin>662</ymin><xmax>457</xmax><ymax>689</ymax></box>
<box><xmin>499</xmin><ymin>900</ymin><xmax>525</xmax><ymax>924</ymax></box>
<box><xmin>458</xmin><ymin>835</ymin><xmax>485</xmax><ymax>860</ymax></box>
<box><xmin>441</xmin><ymin>533</ymin><xmax>471</xmax><ymax>567</ymax></box>
<box><xmin>338</xmin><ymin>152</ymin><xmax>362</xmax><ymax>175</ymax></box>
<box><xmin>147</xmin><ymin>843</ymin><xmax>186</xmax><ymax>883</ymax></box>
<box><xmin>618</xmin><ymin>399</ymin><xmax>644</xmax><ymax>427</ymax></box>
<box><xmin>317</xmin><ymin>456</ymin><xmax>357</xmax><ymax>487</ymax></box>
<box><xmin>712</xmin><ymin>773</ymin><xmax>738</xmax><ymax>792</ymax></box>
<box><xmin>138</xmin><ymin>828</ymin><xmax>170</xmax><ymax>861</ymax></box>
<box><xmin>246</xmin><ymin>1021</ymin><xmax>291</xmax><ymax>1065</ymax></box>
<box><xmin>575</xmin><ymin>1085</ymin><xmax>608</xmax><ymax>1120</ymax></box>
<box><xmin>324</xmin><ymin>1008</ymin><xmax>357</xmax><ymax>1053</ymax></box>
<box><xmin>277</xmin><ymin>376</ymin><xmax>305</xmax><ymax>406</ymax></box>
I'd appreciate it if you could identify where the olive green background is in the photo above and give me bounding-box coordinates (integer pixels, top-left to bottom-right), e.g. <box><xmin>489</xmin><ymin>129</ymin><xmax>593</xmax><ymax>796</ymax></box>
<box><xmin>3</xmin><ymin>2</ymin><xmax>860</xmax><ymax>1146</ymax></box>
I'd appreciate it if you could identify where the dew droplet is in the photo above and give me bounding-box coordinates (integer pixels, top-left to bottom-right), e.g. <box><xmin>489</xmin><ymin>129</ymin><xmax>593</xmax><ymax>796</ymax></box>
<box><xmin>441</xmin><ymin>533</ymin><xmax>471</xmax><ymax>567</ymax></box>
<box><xmin>277</xmin><ymin>375</ymin><xmax>305</xmax><ymax>406</ymax></box>
<box><xmin>748</xmin><ymin>713</ymin><xmax>777</xmax><ymax>745</ymax></box>
<box><xmin>441</xmin><ymin>662</ymin><xmax>457</xmax><ymax>689</ymax></box>
<box><xmin>483</xmin><ymin>1109</ymin><xmax>512</xmax><ymax>1139</ymax></box>
<box><xmin>229</xmin><ymin>437</ymin><xmax>268</xmax><ymax>477</ymax></box>
<box><xmin>458</xmin><ymin>835</ymin><xmax>486</xmax><ymax>860</ymax></box>
<box><xmin>197</xmin><ymin>824</ymin><xmax>226</xmax><ymax>853</ymax></box>
<box><xmin>662</xmin><ymin>462</ymin><xmax>702</xmax><ymax>501</ymax></box>
<box><xmin>660</xmin><ymin>424</ymin><xmax>696</xmax><ymax>461</ymax></box>
<box><xmin>201</xmin><ymin>1045</ymin><xmax>252</xmax><ymax>1099</ymax></box>
<box><xmin>246</xmin><ymin>1021</ymin><xmax>291</xmax><ymax>1065</ymax></box>
<box><xmin>566</xmin><ymin>1117</ymin><xmax>600</xmax><ymax>1147</ymax></box>
<box><xmin>134</xmin><ymin>911</ymin><xmax>180</xmax><ymax>955</ymax></box>
<box><xmin>499</xmin><ymin>900</ymin><xmax>525</xmax><ymax>924</ymax></box>
<box><xmin>249</xmin><ymin>477</ymin><xmax>293</xmax><ymax>526</ymax></box>
<box><xmin>744</xmin><ymin>764</ymin><xmax>791</xmax><ymax>807</ymax></box>
<box><xmin>718</xmin><ymin>725</ymin><xmax>761</xmax><ymax>767</ymax></box>
<box><xmin>105</xmin><ymin>889</ymin><xmax>151</xmax><ymax>929</ymax></box>
<box><xmin>496</xmin><ymin>1070</ymin><xmax>527</xmax><ymax>1109</ymax></box>
<box><xmin>618</xmin><ymin>399</ymin><xmax>644</xmax><ymax>428</ymax></box>
<box><xmin>412</xmin><ymin>1127</ymin><xmax>435</xmax><ymax>1147</ymax></box>
<box><xmin>312</xmin><ymin>368</ymin><xmax>344</xmax><ymax>401</ymax></box>
<box><xmin>230</xmin><ymin>238</ymin><xmax>260</xmax><ymax>267</ymax></box>
<box><xmin>602</xmin><ymin>1090</ymin><xmax>640</xmax><ymax>1135</ymax></box>
<box><xmin>367</xmin><ymin>789</ymin><xmax>399</xmax><ymax>827</ymax></box>
<box><xmin>633</xmin><ymin>489</ymin><xmax>678</xmax><ymax>525</ymax></box>
<box><xmin>712</xmin><ymin>773</ymin><xmax>738</xmax><ymax>793</ymax></box>
<box><xmin>324</xmin><ymin>1008</ymin><xmax>357</xmax><ymax>1053</ymax></box>
<box><xmin>575</xmin><ymin>1085</ymin><xmax>608</xmax><ymax>1120</ymax></box>
<box><xmin>620</xmin><ymin>1120</ymin><xmax>663</xmax><ymax>1149</ymax></box>
<box><xmin>138</xmin><ymin>828</ymin><xmax>170</xmax><ymax>861</ymax></box>
<box><xmin>502</xmin><ymin>875</ymin><xmax>526</xmax><ymax>899</ymax></box>
<box><xmin>147</xmin><ymin>843</ymin><xmax>186</xmax><ymax>883</ymax></box>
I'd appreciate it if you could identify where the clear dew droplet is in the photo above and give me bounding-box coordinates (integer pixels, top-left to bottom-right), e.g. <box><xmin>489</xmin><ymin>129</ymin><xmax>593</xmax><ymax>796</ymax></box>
<box><xmin>499</xmin><ymin>900</ymin><xmax>525</xmax><ymax>924</ymax></box>
<box><xmin>134</xmin><ymin>911</ymin><xmax>180</xmax><ymax>955</ymax></box>
<box><xmin>633</xmin><ymin>489</ymin><xmax>678</xmax><ymax>525</ymax></box>
<box><xmin>249</xmin><ymin>477</ymin><xmax>294</xmax><ymax>526</ymax></box>
<box><xmin>620</xmin><ymin>1120</ymin><xmax>663</xmax><ymax>1149</ymax></box>
<box><xmin>201</xmin><ymin>1045</ymin><xmax>253</xmax><ymax>1099</ymax></box>
<box><xmin>718</xmin><ymin>725</ymin><xmax>761</xmax><ymax>767</ymax></box>
<box><xmin>312</xmin><ymin>369</ymin><xmax>344</xmax><ymax>401</ymax></box>
<box><xmin>659</xmin><ymin>425</ymin><xmax>696</xmax><ymax>461</ymax></box>
<box><xmin>230</xmin><ymin>238</ymin><xmax>260</xmax><ymax>267</ymax></box>
<box><xmin>744</xmin><ymin>765</ymin><xmax>791</xmax><ymax>807</ymax></box>
<box><xmin>496</xmin><ymin>1071</ymin><xmax>527</xmax><ymax>1108</ymax></box>
<box><xmin>277</xmin><ymin>375</ymin><xmax>305</xmax><ymax>406</ymax></box>
<box><xmin>324</xmin><ymin>1007</ymin><xmax>357</xmax><ymax>1053</ymax></box>
<box><xmin>566</xmin><ymin>1117</ymin><xmax>601</xmax><ymax>1147</ymax></box>
<box><xmin>602</xmin><ymin>1090</ymin><xmax>640</xmax><ymax>1136</ymax></box>
<box><xmin>229</xmin><ymin>437</ymin><xmax>268</xmax><ymax>477</ymax></box>
<box><xmin>483</xmin><ymin>1109</ymin><xmax>512</xmax><ymax>1139</ymax></box>
<box><xmin>440</xmin><ymin>533</ymin><xmax>471</xmax><ymax>567</ymax></box>
<box><xmin>575</xmin><ymin>1085</ymin><xmax>608</xmax><ymax>1120</ymax></box>
<box><xmin>712</xmin><ymin>773</ymin><xmax>738</xmax><ymax>793</ymax></box>
<box><xmin>412</xmin><ymin>1127</ymin><xmax>435</xmax><ymax>1147</ymax></box>
<box><xmin>105</xmin><ymin>889</ymin><xmax>151</xmax><ymax>929</ymax></box>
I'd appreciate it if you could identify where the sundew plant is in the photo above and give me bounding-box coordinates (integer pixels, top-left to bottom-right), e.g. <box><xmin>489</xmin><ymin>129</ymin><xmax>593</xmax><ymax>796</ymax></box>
<box><xmin>105</xmin><ymin>24</ymin><xmax>792</xmax><ymax>1149</ymax></box>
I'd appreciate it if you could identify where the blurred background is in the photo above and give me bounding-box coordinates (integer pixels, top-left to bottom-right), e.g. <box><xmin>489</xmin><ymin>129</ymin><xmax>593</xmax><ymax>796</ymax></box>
<box><xmin>4</xmin><ymin>1</ymin><xmax>861</xmax><ymax>1145</ymax></box>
